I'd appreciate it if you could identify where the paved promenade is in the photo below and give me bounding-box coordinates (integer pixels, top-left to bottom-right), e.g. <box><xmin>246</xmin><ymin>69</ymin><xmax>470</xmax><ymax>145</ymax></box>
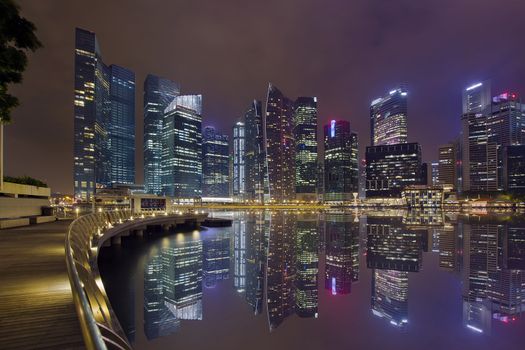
<box><xmin>0</xmin><ymin>220</ymin><xmax>84</xmax><ymax>349</ymax></box>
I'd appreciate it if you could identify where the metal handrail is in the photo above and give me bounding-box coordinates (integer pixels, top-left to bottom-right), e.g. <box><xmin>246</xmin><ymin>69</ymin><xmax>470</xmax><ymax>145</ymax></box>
<box><xmin>65</xmin><ymin>209</ymin><xmax>208</xmax><ymax>350</ymax></box>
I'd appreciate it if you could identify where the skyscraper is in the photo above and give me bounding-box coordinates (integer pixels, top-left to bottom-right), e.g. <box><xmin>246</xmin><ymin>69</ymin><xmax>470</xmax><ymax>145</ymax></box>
<box><xmin>365</xmin><ymin>143</ymin><xmax>424</xmax><ymax>198</ymax></box>
<box><xmin>232</xmin><ymin>121</ymin><xmax>245</xmax><ymax>200</ymax></box>
<box><xmin>202</xmin><ymin>126</ymin><xmax>229</xmax><ymax>198</ymax></box>
<box><xmin>143</xmin><ymin>75</ymin><xmax>180</xmax><ymax>195</ymax></box>
<box><xmin>74</xmin><ymin>28</ymin><xmax>109</xmax><ymax>201</ymax></box>
<box><xmin>438</xmin><ymin>143</ymin><xmax>457</xmax><ymax>188</ymax></box>
<box><xmin>503</xmin><ymin>145</ymin><xmax>525</xmax><ymax>193</ymax></box>
<box><xmin>161</xmin><ymin>95</ymin><xmax>202</xmax><ymax>198</ymax></box>
<box><xmin>265</xmin><ymin>83</ymin><xmax>295</xmax><ymax>202</ymax></box>
<box><xmin>244</xmin><ymin>100</ymin><xmax>265</xmax><ymax>203</ymax></box>
<box><xmin>294</xmin><ymin>97</ymin><xmax>318</xmax><ymax>201</ymax></box>
<box><xmin>460</xmin><ymin>81</ymin><xmax>497</xmax><ymax>192</ymax></box>
<box><xmin>370</xmin><ymin>87</ymin><xmax>408</xmax><ymax>146</ymax></box>
<box><xmin>74</xmin><ymin>28</ymin><xmax>136</xmax><ymax>201</ymax></box>
<box><xmin>108</xmin><ymin>65</ymin><xmax>135</xmax><ymax>185</ymax></box>
<box><xmin>295</xmin><ymin>216</ymin><xmax>319</xmax><ymax>317</ymax></box>
<box><xmin>323</xmin><ymin>120</ymin><xmax>359</xmax><ymax>202</ymax></box>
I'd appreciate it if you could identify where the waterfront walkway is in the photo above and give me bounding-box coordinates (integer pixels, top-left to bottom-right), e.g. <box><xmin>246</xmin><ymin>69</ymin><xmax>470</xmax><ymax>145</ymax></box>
<box><xmin>0</xmin><ymin>220</ymin><xmax>84</xmax><ymax>349</ymax></box>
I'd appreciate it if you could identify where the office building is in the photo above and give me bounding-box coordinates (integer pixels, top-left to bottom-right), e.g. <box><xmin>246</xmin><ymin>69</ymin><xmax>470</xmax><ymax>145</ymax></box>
<box><xmin>295</xmin><ymin>217</ymin><xmax>319</xmax><ymax>317</ymax></box>
<box><xmin>503</xmin><ymin>145</ymin><xmax>525</xmax><ymax>193</ymax></box>
<box><xmin>233</xmin><ymin>215</ymin><xmax>246</xmax><ymax>292</ymax></box>
<box><xmin>370</xmin><ymin>87</ymin><xmax>408</xmax><ymax>146</ymax></box>
<box><xmin>294</xmin><ymin>97</ymin><xmax>318</xmax><ymax>201</ymax></box>
<box><xmin>202</xmin><ymin>126</ymin><xmax>229</xmax><ymax>198</ymax></box>
<box><xmin>232</xmin><ymin>121</ymin><xmax>246</xmax><ymax>200</ymax></box>
<box><xmin>438</xmin><ymin>143</ymin><xmax>457</xmax><ymax>189</ymax></box>
<box><xmin>460</xmin><ymin>81</ymin><xmax>497</xmax><ymax>192</ymax></box>
<box><xmin>73</xmin><ymin>28</ymin><xmax>110</xmax><ymax>201</ymax></box>
<box><xmin>371</xmin><ymin>269</ymin><xmax>409</xmax><ymax>328</ymax></box>
<box><xmin>144</xmin><ymin>75</ymin><xmax>180</xmax><ymax>195</ymax></box>
<box><xmin>430</xmin><ymin>162</ymin><xmax>439</xmax><ymax>186</ymax></box>
<box><xmin>323</xmin><ymin>120</ymin><xmax>359</xmax><ymax>202</ymax></box>
<box><xmin>161</xmin><ymin>95</ymin><xmax>202</xmax><ymax>199</ymax></box>
<box><xmin>244</xmin><ymin>100</ymin><xmax>265</xmax><ymax>203</ymax></box>
<box><xmin>265</xmin><ymin>83</ymin><xmax>295</xmax><ymax>202</ymax></box>
<box><xmin>202</xmin><ymin>232</ymin><xmax>230</xmax><ymax>288</ymax></box>
<box><xmin>108</xmin><ymin>65</ymin><xmax>135</xmax><ymax>185</ymax></box>
<box><xmin>365</xmin><ymin>143</ymin><xmax>424</xmax><ymax>198</ymax></box>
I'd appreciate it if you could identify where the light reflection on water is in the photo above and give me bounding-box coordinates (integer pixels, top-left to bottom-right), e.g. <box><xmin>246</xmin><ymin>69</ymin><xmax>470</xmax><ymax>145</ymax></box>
<box><xmin>99</xmin><ymin>210</ymin><xmax>525</xmax><ymax>350</ymax></box>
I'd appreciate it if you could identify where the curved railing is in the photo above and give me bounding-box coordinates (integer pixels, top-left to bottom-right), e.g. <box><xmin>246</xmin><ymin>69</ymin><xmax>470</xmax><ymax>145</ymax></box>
<box><xmin>65</xmin><ymin>209</ymin><xmax>207</xmax><ymax>350</ymax></box>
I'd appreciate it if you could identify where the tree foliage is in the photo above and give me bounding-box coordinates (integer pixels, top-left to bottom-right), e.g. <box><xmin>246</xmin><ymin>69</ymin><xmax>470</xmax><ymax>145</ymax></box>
<box><xmin>0</xmin><ymin>0</ymin><xmax>42</xmax><ymax>124</ymax></box>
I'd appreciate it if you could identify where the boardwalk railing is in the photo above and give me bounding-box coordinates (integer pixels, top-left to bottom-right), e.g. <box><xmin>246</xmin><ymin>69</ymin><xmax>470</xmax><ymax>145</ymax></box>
<box><xmin>65</xmin><ymin>209</ymin><xmax>207</xmax><ymax>350</ymax></box>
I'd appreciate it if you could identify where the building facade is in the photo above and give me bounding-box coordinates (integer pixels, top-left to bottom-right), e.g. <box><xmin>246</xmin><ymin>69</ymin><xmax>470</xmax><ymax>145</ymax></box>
<box><xmin>294</xmin><ymin>97</ymin><xmax>318</xmax><ymax>201</ymax></box>
<box><xmin>370</xmin><ymin>87</ymin><xmax>408</xmax><ymax>146</ymax></box>
<box><xmin>365</xmin><ymin>143</ymin><xmax>424</xmax><ymax>198</ymax></box>
<box><xmin>244</xmin><ymin>100</ymin><xmax>265</xmax><ymax>203</ymax></box>
<box><xmin>438</xmin><ymin>143</ymin><xmax>457</xmax><ymax>189</ymax></box>
<box><xmin>144</xmin><ymin>75</ymin><xmax>180</xmax><ymax>195</ymax></box>
<box><xmin>233</xmin><ymin>121</ymin><xmax>246</xmax><ymax>200</ymax></box>
<box><xmin>503</xmin><ymin>145</ymin><xmax>525</xmax><ymax>193</ymax></box>
<box><xmin>265</xmin><ymin>83</ymin><xmax>295</xmax><ymax>202</ymax></box>
<box><xmin>161</xmin><ymin>95</ymin><xmax>202</xmax><ymax>199</ymax></box>
<box><xmin>202</xmin><ymin>126</ymin><xmax>229</xmax><ymax>198</ymax></box>
<box><xmin>323</xmin><ymin>120</ymin><xmax>359</xmax><ymax>202</ymax></box>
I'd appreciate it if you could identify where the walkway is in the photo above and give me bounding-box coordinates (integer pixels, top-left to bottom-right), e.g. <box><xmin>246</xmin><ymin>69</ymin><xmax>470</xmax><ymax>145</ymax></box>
<box><xmin>0</xmin><ymin>220</ymin><xmax>85</xmax><ymax>349</ymax></box>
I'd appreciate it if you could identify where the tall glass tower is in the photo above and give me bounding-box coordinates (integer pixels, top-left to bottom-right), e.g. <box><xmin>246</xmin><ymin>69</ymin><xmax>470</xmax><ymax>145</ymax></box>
<box><xmin>144</xmin><ymin>75</ymin><xmax>180</xmax><ymax>195</ymax></box>
<box><xmin>74</xmin><ymin>28</ymin><xmax>135</xmax><ymax>201</ymax></box>
<box><xmin>108</xmin><ymin>65</ymin><xmax>135</xmax><ymax>185</ymax></box>
<box><xmin>294</xmin><ymin>97</ymin><xmax>318</xmax><ymax>201</ymax></box>
<box><xmin>370</xmin><ymin>87</ymin><xmax>408</xmax><ymax>146</ymax></box>
<box><xmin>265</xmin><ymin>83</ymin><xmax>295</xmax><ymax>202</ymax></box>
<box><xmin>202</xmin><ymin>126</ymin><xmax>229</xmax><ymax>198</ymax></box>
<box><xmin>323</xmin><ymin>120</ymin><xmax>359</xmax><ymax>201</ymax></box>
<box><xmin>244</xmin><ymin>100</ymin><xmax>265</xmax><ymax>203</ymax></box>
<box><xmin>233</xmin><ymin>121</ymin><xmax>245</xmax><ymax>200</ymax></box>
<box><xmin>161</xmin><ymin>95</ymin><xmax>202</xmax><ymax>199</ymax></box>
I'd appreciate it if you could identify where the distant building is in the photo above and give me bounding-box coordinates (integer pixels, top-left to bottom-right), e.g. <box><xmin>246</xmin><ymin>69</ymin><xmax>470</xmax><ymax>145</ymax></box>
<box><xmin>438</xmin><ymin>143</ymin><xmax>457</xmax><ymax>189</ymax></box>
<box><xmin>430</xmin><ymin>162</ymin><xmax>439</xmax><ymax>186</ymax></box>
<box><xmin>265</xmin><ymin>83</ymin><xmax>295</xmax><ymax>202</ymax></box>
<box><xmin>365</xmin><ymin>143</ymin><xmax>424</xmax><ymax>198</ymax></box>
<box><xmin>295</xmin><ymin>217</ymin><xmax>319</xmax><ymax>318</ymax></box>
<box><xmin>370</xmin><ymin>87</ymin><xmax>408</xmax><ymax>146</ymax></box>
<box><xmin>161</xmin><ymin>95</ymin><xmax>202</xmax><ymax>199</ymax></box>
<box><xmin>232</xmin><ymin>121</ymin><xmax>245</xmax><ymax>200</ymax></box>
<box><xmin>503</xmin><ymin>145</ymin><xmax>525</xmax><ymax>193</ymax></box>
<box><xmin>402</xmin><ymin>185</ymin><xmax>444</xmax><ymax>209</ymax></box>
<box><xmin>323</xmin><ymin>120</ymin><xmax>359</xmax><ymax>202</ymax></box>
<box><xmin>244</xmin><ymin>100</ymin><xmax>265</xmax><ymax>203</ymax></box>
<box><xmin>143</xmin><ymin>75</ymin><xmax>180</xmax><ymax>195</ymax></box>
<box><xmin>294</xmin><ymin>97</ymin><xmax>318</xmax><ymax>201</ymax></box>
<box><xmin>202</xmin><ymin>126</ymin><xmax>229</xmax><ymax>198</ymax></box>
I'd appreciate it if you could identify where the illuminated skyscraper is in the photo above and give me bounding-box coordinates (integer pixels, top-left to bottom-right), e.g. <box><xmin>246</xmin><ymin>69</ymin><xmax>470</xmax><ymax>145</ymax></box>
<box><xmin>233</xmin><ymin>215</ymin><xmax>246</xmax><ymax>292</ymax></box>
<box><xmin>202</xmin><ymin>231</ymin><xmax>230</xmax><ymax>288</ymax></box>
<box><xmin>74</xmin><ymin>28</ymin><xmax>136</xmax><ymax>200</ymax></box>
<box><xmin>143</xmin><ymin>75</ymin><xmax>180</xmax><ymax>195</ymax></box>
<box><xmin>202</xmin><ymin>126</ymin><xmax>229</xmax><ymax>198</ymax></box>
<box><xmin>294</xmin><ymin>97</ymin><xmax>318</xmax><ymax>201</ymax></box>
<box><xmin>245</xmin><ymin>212</ymin><xmax>267</xmax><ymax>314</ymax></box>
<box><xmin>503</xmin><ymin>145</ymin><xmax>525</xmax><ymax>193</ymax></box>
<box><xmin>108</xmin><ymin>65</ymin><xmax>135</xmax><ymax>185</ymax></box>
<box><xmin>460</xmin><ymin>81</ymin><xmax>497</xmax><ymax>192</ymax></box>
<box><xmin>365</xmin><ymin>143</ymin><xmax>424</xmax><ymax>197</ymax></box>
<box><xmin>265</xmin><ymin>83</ymin><xmax>295</xmax><ymax>202</ymax></box>
<box><xmin>233</xmin><ymin>121</ymin><xmax>245</xmax><ymax>200</ymax></box>
<box><xmin>244</xmin><ymin>100</ymin><xmax>266</xmax><ymax>202</ymax></box>
<box><xmin>74</xmin><ymin>28</ymin><xmax>110</xmax><ymax>201</ymax></box>
<box><xmin>438</xmin><ymin>143</ymin><xmax>457</xmax><ymax>188</ymax></box>
<box><xmin>161</xmin><ymin>95</ymin><xmax>202</xmax><ymax>198</ymax></box>
<box><xmin>370</xmin><ymin>87</ymin><xmax>408</xmax><ymax>146</ymax></box>
<box><xmin>323</xmin><ymin>120</ymin><xmax>359</xmax><ymax>202</ymax></box>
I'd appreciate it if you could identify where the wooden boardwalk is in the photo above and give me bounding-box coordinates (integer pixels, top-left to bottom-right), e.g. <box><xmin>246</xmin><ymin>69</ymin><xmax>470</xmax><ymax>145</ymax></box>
<box><xmin>0</xmin><ymin>220</ymin><xmax>85</xmax><ymax>349</ymax></box>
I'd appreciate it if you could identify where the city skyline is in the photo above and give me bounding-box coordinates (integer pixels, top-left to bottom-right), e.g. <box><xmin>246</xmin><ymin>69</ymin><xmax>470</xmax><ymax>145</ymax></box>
<box><xmin>6</xmin><ymin>1</ymin><xmax>525</xmax><ymax>194</ymax></box>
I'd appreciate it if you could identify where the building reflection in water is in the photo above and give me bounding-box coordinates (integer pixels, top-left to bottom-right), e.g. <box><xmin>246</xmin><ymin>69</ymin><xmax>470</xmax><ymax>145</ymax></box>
<box><xmin>135</xmin><ymin>210</ymin><xmax>525</xmax><ymax>340</ymax></box>
<box><xmin>324</xmin><ymin>213</ymin><xmax>359</xmax><ymax>295</ymax></box>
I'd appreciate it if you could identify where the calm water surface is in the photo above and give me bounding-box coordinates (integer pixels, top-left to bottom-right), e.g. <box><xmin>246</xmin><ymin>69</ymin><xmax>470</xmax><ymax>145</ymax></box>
<box><xmin>99</xmin><ymin>211</ymin><xmax>525</xmax><ymax>350</ymax></box>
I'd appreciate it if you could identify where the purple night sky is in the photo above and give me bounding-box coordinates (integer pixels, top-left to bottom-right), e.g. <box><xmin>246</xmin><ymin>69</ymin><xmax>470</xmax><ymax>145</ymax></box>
<box><xmin>7</xmin><ymin>0</ymin><xmax>525</xmax><ymax>194</ymax></box>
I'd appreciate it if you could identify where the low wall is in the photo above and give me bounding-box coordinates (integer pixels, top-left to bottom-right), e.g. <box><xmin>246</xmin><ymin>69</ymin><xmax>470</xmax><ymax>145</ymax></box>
<box><xmin>0</xmin><ymin>197</ymin><xmax>49</xmax><ymax>219</ymax></box>
<box><xmin>1</xmin><ymin>182</ymin><xmax>51</xmax><ymax>197</ymax></box>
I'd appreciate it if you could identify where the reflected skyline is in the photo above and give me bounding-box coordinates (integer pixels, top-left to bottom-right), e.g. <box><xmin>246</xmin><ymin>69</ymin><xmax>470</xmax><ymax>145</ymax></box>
<box><xmin>99</xmin><ymin>210</ymin><xmax>525</xmax><ymax>349</ymax></box>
